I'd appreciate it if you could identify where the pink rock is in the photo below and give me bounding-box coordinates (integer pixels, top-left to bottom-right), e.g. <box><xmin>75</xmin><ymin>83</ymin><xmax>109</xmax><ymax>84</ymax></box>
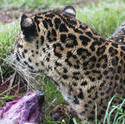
<box><xmin>0</xmin><ymin>91</ymin><xmax>44</xmax><ymax>124</ymax></box>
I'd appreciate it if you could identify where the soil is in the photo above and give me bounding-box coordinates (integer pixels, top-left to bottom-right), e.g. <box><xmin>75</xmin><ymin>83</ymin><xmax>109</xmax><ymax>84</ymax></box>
<box><xmin>0</xmin><ymin>72</ymin><xmax>27</xmax><ymax>96</ymax></box>
<box><xmin>0</xmin><ymin>0</ymin><xmax>99</xmax><ymax>24</ymax></box>
<box><xmin>0</xmin><ymin>8</ymin><xmax>36</xmax><ymax>24</ymax></box>
<box><xmin>0</xmin><ymin>11</ymin><xmax>13</xmax><ymax>23</ymax></box>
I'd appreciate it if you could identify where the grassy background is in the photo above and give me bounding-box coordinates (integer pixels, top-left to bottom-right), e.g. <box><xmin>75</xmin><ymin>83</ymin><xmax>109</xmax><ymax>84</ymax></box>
<box><xmin>0</xmin><ymin>0</ymin><xmax>125</xmax><ymax>123</ymax></box>
<box><xmin>0</xmin><ymin>0</ymin><xmax>75</xmax><ymax>10</ymax></box>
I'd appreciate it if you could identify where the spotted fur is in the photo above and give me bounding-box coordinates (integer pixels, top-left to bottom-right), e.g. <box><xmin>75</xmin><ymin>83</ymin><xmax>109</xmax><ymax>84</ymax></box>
<box><xmin>14</xmin><ymin>6</ymin><xmax>125</xmax><ymax>123</ymax></box>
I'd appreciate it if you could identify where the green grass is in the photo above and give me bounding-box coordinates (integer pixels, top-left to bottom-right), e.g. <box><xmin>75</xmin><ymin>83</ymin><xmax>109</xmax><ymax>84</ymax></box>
<box><xmin>0</xmin><ymin>22</ymin><xmax>19</xmax><ymax>57</ymax></box>
<box><xmin>0</xmin><ymin>0</ymin><xmax>75</xmax><ymax>10</ymax></box>
<box><xmin>0</xmin><ymin>84</ymin><xmax>25</xmax><ymax>106</ymax></box>
<box><xmin>77</xmin><ymin>0</ymin><xmax>125</xmax><ymax>37</ymax></box>
<box><xmin>0</xmin><ymin>22</ymin><xmax>19</xmax><ymax>74</ymax></box>
<box><xmin>0</xmin><ymin>0</ymin><xmax>125</xmax><ymax>123</ymax></box>
<box><xmin>103</xmin><ymin>96</ymin><xmax>125</xmax><ymax>124</ymax></box>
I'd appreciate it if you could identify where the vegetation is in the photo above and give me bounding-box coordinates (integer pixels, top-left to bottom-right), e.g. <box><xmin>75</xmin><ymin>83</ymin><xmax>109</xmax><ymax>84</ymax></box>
<box><xmin>0</xmin><ymin>0</ymin><xmax>75</xmax><ymax>10</ymax></box>
<box><xmin>0</xmin><ymin>0</ymin><xmax>125</xmax><ymax>123</ymax></box>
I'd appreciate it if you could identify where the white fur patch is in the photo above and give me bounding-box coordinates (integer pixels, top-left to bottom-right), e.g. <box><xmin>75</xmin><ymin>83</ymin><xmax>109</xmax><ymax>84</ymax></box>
<box><xmin>65</xmin><ymin>8</ymin><xmax>75</xmax><ymax>16</ymax></box>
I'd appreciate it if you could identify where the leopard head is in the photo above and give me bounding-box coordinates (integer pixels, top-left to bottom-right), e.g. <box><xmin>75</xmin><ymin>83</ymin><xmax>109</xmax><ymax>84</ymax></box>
<box><xmin>14</xmin><ymin>6</ymin><xmax>106</xmax><ymax>76</ymax></box>
<box><xmin>14</xmin><ymin>6</ymin><xmax>77</xmax><ymax>72</ymax></box>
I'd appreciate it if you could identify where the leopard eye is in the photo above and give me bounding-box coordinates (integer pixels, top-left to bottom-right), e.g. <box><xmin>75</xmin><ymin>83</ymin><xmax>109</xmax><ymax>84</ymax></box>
<box><xmin>20</xmin><ymin>14</ymin><xmax>38</xmax><ymax>42</ymax></box>
<box><xmin>63</xmin><ymin>6</ymin><xmax>76</xmax><ymax>17</ymax></box>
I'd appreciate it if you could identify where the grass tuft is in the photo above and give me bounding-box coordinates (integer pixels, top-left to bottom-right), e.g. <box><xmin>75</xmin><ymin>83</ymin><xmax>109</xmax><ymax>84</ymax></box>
<box><xmin>0</xmin><ymin>0</ymin><xmax>75</xmax><ymax>10</ymax></box>
<box><xmin>0</xmin><ymin>22</ymin><xmax>19</xmax><ymax>58</ymax></box>
<box><xmin>77</xmin><ymin>0</ymin><xmax>125</xmax><ymax>37</ymax></box>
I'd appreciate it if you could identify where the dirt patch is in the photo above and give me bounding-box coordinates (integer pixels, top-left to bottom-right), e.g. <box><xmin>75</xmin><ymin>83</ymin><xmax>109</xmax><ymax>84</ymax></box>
<box><xmin>0</xmin><ymin>0</ymin><xmax>99</xmax><ymax>24</ymax></box>
<box><xmin>0</xmin><ymin>8</ymin><xmax>36</xmax><ymax>24</ymax></box>
<box><xmin>75</xmin><ymin>0</ymin><xmax>98</xmax><ymax>6</ymax></box>
<box><xmin>0</xmin><ymin>11</ymin><xmax>13</xmax><ymax>23</ymax></box>
<box><xmin>0</xmin><ymin>73</ymin><xmax>27</xmax><ymax>96</ymax></box>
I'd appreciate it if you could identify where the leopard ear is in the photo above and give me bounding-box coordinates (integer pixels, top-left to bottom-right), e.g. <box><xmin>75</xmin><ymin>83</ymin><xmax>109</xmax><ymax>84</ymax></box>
<box><xmin>21</xmin><ymin>14</ymin><xmax>33</xmax><ymax>28</ymax></box>
<box><xmin>20</xmin><ymin>14</ymin><xmax>37</xmax><ymax>42</ymax></box>
<box><xmin>63</xmin><ymin>6</ymin><xmax>76</xmax><ymax>17</ymax></box>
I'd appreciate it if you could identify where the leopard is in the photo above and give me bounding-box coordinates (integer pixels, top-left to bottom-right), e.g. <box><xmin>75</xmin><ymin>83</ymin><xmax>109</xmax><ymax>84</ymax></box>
<box><xmin>109</xmin><ymin>21</ymin><xmax>125</xmax><ymax>44</ymax></box>
<box><xmin>13</xmin><ymin>6</ymin><xmax>125</xmax><ymax>123</ymax></box>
